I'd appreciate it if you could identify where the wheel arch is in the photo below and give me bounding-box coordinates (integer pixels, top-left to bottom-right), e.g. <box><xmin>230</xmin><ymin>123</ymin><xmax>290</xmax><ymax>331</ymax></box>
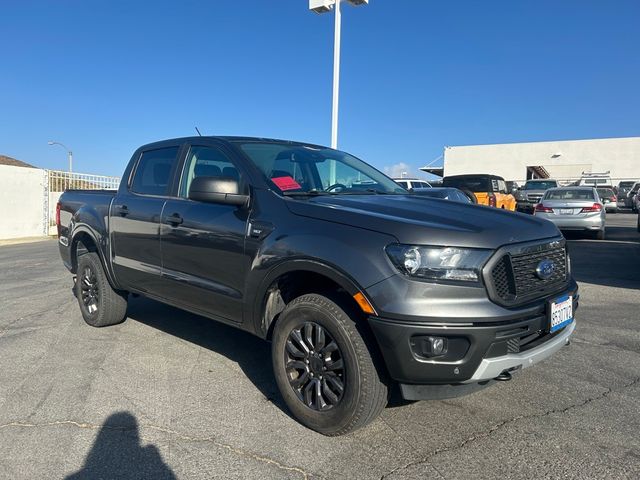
<box><xmin>252</xmin><ymin>260</ymin><xmax>375</xmax><ymax>340</ymax></box>
<box><xmin>70</xmin><ymin>227</ymin><xmax>119</xmax><ymax>289</ymax></box>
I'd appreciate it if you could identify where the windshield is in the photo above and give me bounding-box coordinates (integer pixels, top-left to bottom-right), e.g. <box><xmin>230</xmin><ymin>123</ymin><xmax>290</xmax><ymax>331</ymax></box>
<box><xmin>545</xmin><ymin>189</ymin><xmax>595</xmax><ymax>201</ymax></box>
<box><xmin>237</xmin><ymin>142</ymin><xmax>407</xmax><ymax>195</ymax></box>
<box><xmin>619</xmin><ymin>181</ymin><xmax>635</xmax><ymax>189</ymax></box>
<box><xmin>523</xmin><ymin>181</ymin><xmax>557</xmax><ymax>190</ymax></box>
<box><xmin>596</xmin><ymin>188</ymin><xmax>614</xmax><ymax>198</ymax></box>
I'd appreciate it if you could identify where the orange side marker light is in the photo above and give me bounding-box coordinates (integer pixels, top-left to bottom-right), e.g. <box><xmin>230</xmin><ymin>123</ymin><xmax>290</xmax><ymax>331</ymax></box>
<box><xmin>353</xmin><ymin>292</ymin><xmax>376</xmax><ymax>315</ymax></box>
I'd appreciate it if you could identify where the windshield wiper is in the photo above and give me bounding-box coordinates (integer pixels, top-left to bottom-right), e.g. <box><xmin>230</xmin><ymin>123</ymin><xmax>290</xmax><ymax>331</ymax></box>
<box><xmin>339</xmin><ymin>189</ymin><xmax>393</xmax><ymax>195</ymax></box>
<box><xmin>282</xmin><ymin>190</ymin><xmax>332</xmax><ymax>197</ymax></box>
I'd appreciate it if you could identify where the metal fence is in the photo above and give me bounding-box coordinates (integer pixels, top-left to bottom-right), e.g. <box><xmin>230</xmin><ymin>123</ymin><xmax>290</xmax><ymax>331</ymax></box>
<box><xmin>47</xmin><ymin>170</ymin><xmax>120</xmax><ymax>192</ymax></box>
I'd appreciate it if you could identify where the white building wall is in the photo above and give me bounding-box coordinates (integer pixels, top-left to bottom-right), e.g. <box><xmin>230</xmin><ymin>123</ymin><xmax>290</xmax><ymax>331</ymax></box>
<box><xmin>443</xmin><ymin>137</ymin><xmax>640</xmax><ymax>184</ymax></box>
<box><xmin>0</xmin><ymin>165</ymin><xmax>47</xmax><ymax>239</ymax></box>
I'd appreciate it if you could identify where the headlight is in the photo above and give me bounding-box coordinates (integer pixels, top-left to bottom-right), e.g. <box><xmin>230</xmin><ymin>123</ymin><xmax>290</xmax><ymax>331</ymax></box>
<box><xmin>385</xmin><ymin>244</ymin><xmax>492</xmax><ymax>283</ymax></box>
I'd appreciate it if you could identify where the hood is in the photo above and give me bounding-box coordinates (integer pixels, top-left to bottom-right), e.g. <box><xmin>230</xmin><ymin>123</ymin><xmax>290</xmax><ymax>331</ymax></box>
<box><xmin>285</xmin><ymin>194</ymin><xmax>560</xmax><ymax>249</ymax></box>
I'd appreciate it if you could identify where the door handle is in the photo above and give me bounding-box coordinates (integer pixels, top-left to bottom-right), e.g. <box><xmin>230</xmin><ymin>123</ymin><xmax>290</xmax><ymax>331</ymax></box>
<box><xmin>165</xmin><ymin>213</ymin><xmax>183</xmax><ymax>226</ymax></box>
<box><xmin>114</xmin><ymin>205</ymin><xmax>129</xmax><ymax>216</ymax></box>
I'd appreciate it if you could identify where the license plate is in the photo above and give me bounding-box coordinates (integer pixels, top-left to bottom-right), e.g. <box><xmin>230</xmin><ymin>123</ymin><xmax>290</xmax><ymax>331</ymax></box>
<box><xmin>560</xmin><ymin>208</ymin><xmax>573</xmax><ymax>215</ymax></box>
<box><xmin>550</xmin><ymin>295</ymin><xmax>573</xmax><ymax>333</ymax></box>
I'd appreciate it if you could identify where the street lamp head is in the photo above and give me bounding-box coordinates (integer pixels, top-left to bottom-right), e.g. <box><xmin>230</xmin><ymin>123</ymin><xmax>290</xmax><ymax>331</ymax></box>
<box><xmin>309</xmin><ymin>0</ymin><xmax>368</xmax><ymax>14</ymax></box>
<box><xmin>48</xmin><ymin>141</ymin><xmax>55</xmax><ymax>145</ymax></box>
<box><xmin>309</xmin><ymin>0</ymin><xmax>334</xmax><ymax>14</ymax></box>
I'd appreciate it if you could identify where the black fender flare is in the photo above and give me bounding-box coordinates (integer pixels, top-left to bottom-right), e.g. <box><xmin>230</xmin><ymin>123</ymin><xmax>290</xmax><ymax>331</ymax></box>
<box><xmin>69</xmin><ymin>225</ymin><xmax>120</xmax><ymax>290</ymax></box>
<box><xmin>249</xmin><ymin>259</ymin><xmax>371</xmax><ymax>338</ymax></box>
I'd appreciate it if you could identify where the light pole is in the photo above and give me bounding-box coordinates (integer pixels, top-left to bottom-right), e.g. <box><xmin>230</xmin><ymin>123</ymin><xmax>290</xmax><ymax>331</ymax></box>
<box><xmin>309</xmin><ymin>0</ymin><xmax>369</xmax><ymax>149</ymax></box>
<box><xmin>48</xmin><ymin>141</ymin><xmax>73</xmax><ymax>172</ymax></box>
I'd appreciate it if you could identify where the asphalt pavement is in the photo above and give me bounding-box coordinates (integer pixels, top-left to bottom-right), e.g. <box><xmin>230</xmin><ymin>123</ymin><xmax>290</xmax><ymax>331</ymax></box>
<box><xmin>0</xmin><ymin>213</ymin><xmax>638</xmax><ymax>479</ymax></box>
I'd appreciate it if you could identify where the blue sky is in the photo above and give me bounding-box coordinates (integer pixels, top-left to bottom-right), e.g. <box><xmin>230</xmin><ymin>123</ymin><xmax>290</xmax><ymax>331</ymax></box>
<box><xmin>1</xmin><ymin>0</ymin><xmax>639</xmax><ymax>178</ymax></box>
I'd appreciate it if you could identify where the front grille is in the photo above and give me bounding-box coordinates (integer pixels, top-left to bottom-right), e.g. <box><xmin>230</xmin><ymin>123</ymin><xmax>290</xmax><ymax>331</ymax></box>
<box><xmin>526</xmin><ymin>193</ymin><xmax>543</xmax><ymax>203</ymax></box>
<box><xmin>487</xmin><ymin>240</ymin><xmax>568</xmax><ymax>306</ymax></box>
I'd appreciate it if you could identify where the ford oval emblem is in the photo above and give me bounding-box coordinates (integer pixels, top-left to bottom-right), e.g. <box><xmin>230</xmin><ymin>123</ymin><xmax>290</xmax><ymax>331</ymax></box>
<box><xmin>536</xmin><ymin>259</ymin><xmax>555</xmax><ymax>280</ymax></box>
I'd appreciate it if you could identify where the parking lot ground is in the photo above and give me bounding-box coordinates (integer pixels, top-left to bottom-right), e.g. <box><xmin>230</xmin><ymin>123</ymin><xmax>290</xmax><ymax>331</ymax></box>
<box><xmin>0</xmin><ymin>214</ymin><xmax>639</xmax><ymax>479</ymax></box>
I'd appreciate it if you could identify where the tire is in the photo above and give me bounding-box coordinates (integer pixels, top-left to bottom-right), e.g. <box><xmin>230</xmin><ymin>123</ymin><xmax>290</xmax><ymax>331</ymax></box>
<box><xmin>461</xmin><ymin>189</ymin><xmax>477</xmax><ymax>204</ymax></box>
<box><xmin>271</xmin><ymin>293</ymin><xmax>388</xmax><ymax>436</ymax></box>
<box><xmin>636</xmin><ymin>215</ymin><xmax>640</xmax><ymax>233</ymax></box>
<box><xmin>75</xmin><ymin>252</ymin><xmax>128</xmax><ymax>327</ymax></box>
<box><xmin>595</xmin><ymin>228</ymin><xmax>605</xmax><ymax>240</ymax></box>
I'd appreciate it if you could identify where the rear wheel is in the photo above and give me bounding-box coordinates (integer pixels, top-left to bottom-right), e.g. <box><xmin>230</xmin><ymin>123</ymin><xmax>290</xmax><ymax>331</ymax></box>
<box><xmin>594</xmin><ymin>228</ymin><xmax>605</xmax><ymax>240</ymax></box>
<box><xmin>75</xmin><ymin>252</ymin><xmax>128</xmax><ymax>327</ymax></box>
<box><xmin>271</xmin><ymin>293</ymin><xmax>388</xmax><ymax>436</ymax></box>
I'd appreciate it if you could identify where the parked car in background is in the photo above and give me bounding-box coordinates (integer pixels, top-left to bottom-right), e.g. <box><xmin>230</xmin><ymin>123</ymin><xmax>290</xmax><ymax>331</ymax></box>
<box><xmin>627</xmin><ymin>182</ymin><xmax>640</xmax><ymax>211</ymax></box>
<box><xmin>505</xmin><ymin>181</ymin><xmax>520</xmax><ymax>195</ymax></box>
<box><xmin>577</xmin><ymin>172</ymin><xmax>612</xmax><ymax>189</ymax></box>
<box><xmin>616</xmin><ymin>180</ymin><xmax>637</xmax><ymax>206</ymax></box>
<box><xmin>412</xmin><ymin>187</ymin><xmax>473</xmax><ymax>203</ymax></box>
<box><xmin>393</xmin><ymin>178</ymin><xmax>432</xmax><ymax>191</ymax></box>
<box><xmin>596</xmin><ymin>187</ymin><xmax>618</xmax><ymax>213</ymax></box>
<box><xmin>515</xmin><ymin>179</ymin><xmax>560</xmax><ymax>214</ymax></box>
<box><xmin>534</xmin><ymin>187</ymin><xmax>606</xmax><ymax>239</ymax></box>
<box><xmin>55</xmin><ymin>136</ymin><xmax>578</xmax><ymax>435</ymax></box>
<box><xmin>442</xmin><ymin>174</ymin><xmax>515</xmax><ymax>210</ymax></box>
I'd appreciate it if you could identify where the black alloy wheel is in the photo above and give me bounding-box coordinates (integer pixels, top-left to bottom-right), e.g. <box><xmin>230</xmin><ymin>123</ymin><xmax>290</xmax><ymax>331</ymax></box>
<box><xmin>75</xmin><ymin>251</ymin><xmax>128</xmax><ymax>327</ymax></box>
<box><xmin>80</xmin><ymin>265</ymin><xmax>100</xmax><ymax>316</ymax></box>
<box><xmin>285</xmin><ymin>322</ymin><xmax>345</xmax><ymax>411</ymax></box>
<box><xmin>271</xmin><ymin>293</ymin><xmax>388</xmax><ymax>435</ymax></box>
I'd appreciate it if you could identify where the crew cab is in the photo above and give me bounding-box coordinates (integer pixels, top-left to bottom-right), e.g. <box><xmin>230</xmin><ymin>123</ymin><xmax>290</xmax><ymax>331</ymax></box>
<box><xmin>57</xmin><ymin>137</ymin><xmax>578</xmax><ymax>435</ymax></box>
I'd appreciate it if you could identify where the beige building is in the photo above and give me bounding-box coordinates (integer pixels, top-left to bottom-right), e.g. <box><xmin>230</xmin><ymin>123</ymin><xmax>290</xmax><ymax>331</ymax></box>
<box><xmin>437</xmin><ymin>137</ymin><xmax>640</xmax><ymax>185</ymax></box>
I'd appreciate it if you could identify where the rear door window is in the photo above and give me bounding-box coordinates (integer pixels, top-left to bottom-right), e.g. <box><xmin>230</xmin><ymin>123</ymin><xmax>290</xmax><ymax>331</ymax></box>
<box><xmin>130</xmin><ymin>147</ymin><xmax>180</xmax><ymax>196</ymax></box>
<box><xmin>179</xmin><ymin>145</ymin><xmax>243</xmax><ymax>197</ymax></box>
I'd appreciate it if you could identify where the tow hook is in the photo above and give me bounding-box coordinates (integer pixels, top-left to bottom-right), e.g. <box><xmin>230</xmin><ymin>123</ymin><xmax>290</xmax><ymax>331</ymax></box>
<box><xmin>495</xmin><ymin>370</ymin><xmax>512</xmax><ymax>381</ymax></box>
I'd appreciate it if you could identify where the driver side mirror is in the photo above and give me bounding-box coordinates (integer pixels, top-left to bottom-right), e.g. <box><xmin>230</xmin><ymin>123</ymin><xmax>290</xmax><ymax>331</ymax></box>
<box><xmin>188</xmin><ymin>176</ymin><xmax>249</xmax><ymax>207</ymax></box>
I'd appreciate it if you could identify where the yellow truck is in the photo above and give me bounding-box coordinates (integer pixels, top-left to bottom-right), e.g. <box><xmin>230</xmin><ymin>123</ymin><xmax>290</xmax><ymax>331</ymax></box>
<box><xmin>443</xmin><ymin>174</ymin><xmax>516</xmax><ymax>211</ymax></box>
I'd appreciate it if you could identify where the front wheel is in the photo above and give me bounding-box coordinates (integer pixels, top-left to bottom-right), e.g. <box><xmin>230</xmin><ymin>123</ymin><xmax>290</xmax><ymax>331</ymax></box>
<box><xmin>75</xmin><ymin>252</ymin><xmax>128</xmax><ymax>327</ymax></box>
<box><xmin>271</xmin><ymin>294</ymin><xmax>388</xmax><ymax>436</ymax></box>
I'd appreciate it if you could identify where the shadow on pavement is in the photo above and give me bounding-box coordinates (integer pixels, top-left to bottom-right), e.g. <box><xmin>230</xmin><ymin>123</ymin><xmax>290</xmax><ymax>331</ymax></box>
<box><xmin>126</xmin><ymin>296</ymin><xmax>289</xmax><ymax>413</ymax></box>
<box><xmin>564</xmin><ymin>224</ymin><xmax>640</xmax><ymax>290</ymax></box>
<box><xmin>66</xmin><ymin>412</ymin><xmax>176</xmax><ymax>480</ymax></box>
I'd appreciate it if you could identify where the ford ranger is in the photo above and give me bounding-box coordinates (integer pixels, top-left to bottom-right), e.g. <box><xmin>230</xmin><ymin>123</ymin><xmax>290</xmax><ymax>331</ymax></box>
<box><xmin>56</xmin><ymin>137</ymin><xmax>578</xmax><ymax>435</ymax></box>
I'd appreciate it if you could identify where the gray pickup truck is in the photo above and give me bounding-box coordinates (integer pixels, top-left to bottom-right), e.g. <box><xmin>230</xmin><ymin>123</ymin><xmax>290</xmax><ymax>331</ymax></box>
<box><xmin>515</xmin><ymin>179</ymin><xmax>560</xmax><ymax>213</ymax></box>
<box><xmin>56</xmin><ymin>136</ymin><xmax>578</xmax><ymax>435</ymax></box>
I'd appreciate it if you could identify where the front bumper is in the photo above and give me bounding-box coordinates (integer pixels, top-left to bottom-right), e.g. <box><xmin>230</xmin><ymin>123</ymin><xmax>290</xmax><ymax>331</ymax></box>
<box><xmin>366</xmin><ymin>279</ymin><xmax>578</xmax><ymax>395</ymax></box>
<box><xmin>516</xmin><ymin>201</ymin><xmax>536</xmax><ymax>213</ymax></box>
<box><xmin>465</xmin><ymin>320</ymin><xmax>574</xmax><ymax>382</ymax></box>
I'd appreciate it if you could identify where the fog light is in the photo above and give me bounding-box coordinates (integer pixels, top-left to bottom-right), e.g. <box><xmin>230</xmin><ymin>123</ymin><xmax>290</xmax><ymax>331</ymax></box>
<box><xmin>422</xmin><ymin>336</ymin><xmax>447</xmax><ymax>357</ymax></box>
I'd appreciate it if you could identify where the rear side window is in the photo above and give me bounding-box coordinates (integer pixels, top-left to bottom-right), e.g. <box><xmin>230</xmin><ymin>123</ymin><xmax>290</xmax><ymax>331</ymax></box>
<box><xmin>131</xmin><ymin>147</ymin><xmax>179</xmax><ymax>196</ymax></box>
